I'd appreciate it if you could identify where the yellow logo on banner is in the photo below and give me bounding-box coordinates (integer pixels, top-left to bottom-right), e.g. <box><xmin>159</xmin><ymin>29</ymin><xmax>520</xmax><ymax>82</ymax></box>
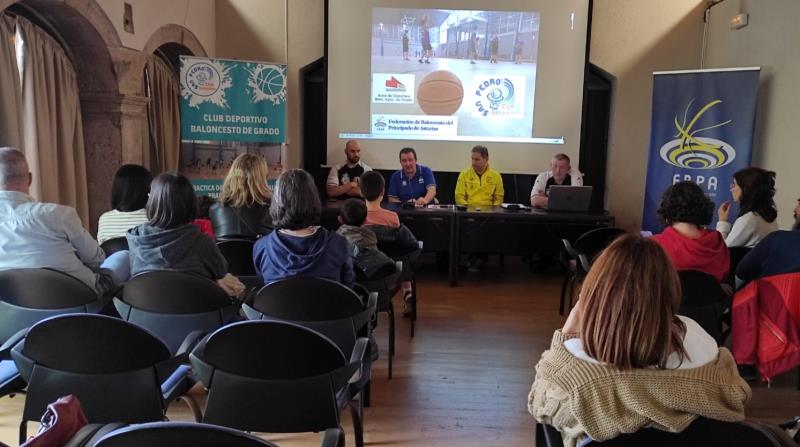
<box><xmin>659</xmin><ymin>99</ymin><xmax>736</xmax><ymax>169</ymax></box>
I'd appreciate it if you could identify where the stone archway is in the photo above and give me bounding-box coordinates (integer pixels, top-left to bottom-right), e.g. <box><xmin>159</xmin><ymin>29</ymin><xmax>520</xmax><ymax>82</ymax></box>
<box><xmin>1</xmin><ymin>0</ymin><xmax>149</xmax><ymax>233</ymax></box>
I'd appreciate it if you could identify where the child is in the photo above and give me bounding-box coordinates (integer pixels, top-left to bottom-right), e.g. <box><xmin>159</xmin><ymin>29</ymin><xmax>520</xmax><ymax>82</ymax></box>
<box><xmin>337</xmin><ymin>198</ymin><xmax>396</xmax><ymax>279</ymax></box>
<box><xmin>127</xmin><ymin>172</ymin><xmax>244</xmax><ymax>297</ymax></box>
<box><xmin>359</xmin><ymin>171</ymin><xmax>420</xmax><ymax>316</ymax></box>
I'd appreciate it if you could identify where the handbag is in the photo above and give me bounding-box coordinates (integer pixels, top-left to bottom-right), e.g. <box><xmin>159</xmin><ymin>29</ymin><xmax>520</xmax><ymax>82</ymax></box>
<box><xmin>21</xmin><ymin>395</ymin><xmax>88</xmax><ymax>447</ymax></box>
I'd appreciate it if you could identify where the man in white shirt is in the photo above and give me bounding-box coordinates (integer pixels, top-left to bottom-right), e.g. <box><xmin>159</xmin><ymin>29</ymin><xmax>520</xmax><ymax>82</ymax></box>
<box><xmin>326</xmin><ymin>140</ymin><xmax>372</xmax><ymax>199</ymax></box>
<box><xmin>0</xmin><ymin>147</ymin><xmax>129</xmax><ymax>295</ymax></box>
<box><xmin>530</xmin><ymin>153</ymin><xmax>584</xmax><ymax>208</ymax></box>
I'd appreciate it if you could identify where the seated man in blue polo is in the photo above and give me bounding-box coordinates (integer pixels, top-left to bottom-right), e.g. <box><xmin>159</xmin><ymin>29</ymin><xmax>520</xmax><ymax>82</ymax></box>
<box><xmin>388</xmin><ymin>147</ymin><xmax>437</xmax><ymax>206</ymax></box>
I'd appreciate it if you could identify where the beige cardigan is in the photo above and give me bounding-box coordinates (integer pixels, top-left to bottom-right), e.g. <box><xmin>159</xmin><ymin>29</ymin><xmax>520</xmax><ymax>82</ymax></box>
<box><xmin>528</xmin><ymin>330</ymin><xmax>751</xmax><ymax>447</ymax></box>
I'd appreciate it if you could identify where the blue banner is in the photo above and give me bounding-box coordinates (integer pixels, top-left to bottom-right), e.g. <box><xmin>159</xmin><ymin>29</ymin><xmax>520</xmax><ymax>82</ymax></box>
<box><xmin>180</xmin><ymin>56</ymin><xmax>286</xmax><ymax>143</ymax></box>
<box><xmin>642</xmin><ymin>69</ymin><xmax>760</xmax><ymax>232</ymax></box>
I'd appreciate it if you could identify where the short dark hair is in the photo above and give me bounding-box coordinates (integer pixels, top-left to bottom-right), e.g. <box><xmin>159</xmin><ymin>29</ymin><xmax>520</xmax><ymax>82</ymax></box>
<box><xmin>472</xmin><ymin>145</ymin><xmax>489</xmax><ymax>159</ymax></box>
<box><xmin>734</xmin><ymin>167</ymin><xmax>777</xmax><ymax>223</ymax></box>
<box><xmin>270</xmin><ymin>169</ymin><xmax>321</xmax><ymax>230</ymax></box>
<box><xmin>340</xmin><ymin>198</ymin><xmax>367</xmax><ymax>226</ymax></box>
<box><xmin>111</xmin><ymin>164</ymin><xmax>151</xmax><ymax>212</ymax></box>
<box><xmin>657</xmin><ymin>181</ymin><xmax>714</xmax><ymax>227</ymax></box>
<box><xmin>360</xmin><ymin>171</ymin><xmax>385</xmax><ymax>202</ymax></box>
<box><xmin>146</xmin><ymin>172</ymin><xmax>198</xmax><ymax>229</ymax></box>
<box><xmin>399</xmin><ymin>147</ymin><xmax>417</xmax><ymax>160</ymax></box>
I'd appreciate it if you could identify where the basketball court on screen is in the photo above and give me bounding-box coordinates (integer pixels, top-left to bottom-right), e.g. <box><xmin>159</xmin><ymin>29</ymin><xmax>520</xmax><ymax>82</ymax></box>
<box><xmin>370</xmin><ymin>8</ymin><xmax>539</xmax><ymax>140</ymax></box>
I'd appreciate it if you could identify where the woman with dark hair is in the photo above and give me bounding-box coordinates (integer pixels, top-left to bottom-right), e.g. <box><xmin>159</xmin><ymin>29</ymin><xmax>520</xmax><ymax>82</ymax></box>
<box><xmin>652</xmin><ymin>181</ymin><xmax>729</xmax><ymax>282</ymax></box>
<box><xmin>253</xmin><ymin>169</ymin><xmax>354</xmax><ymax>286</ymax></box>
<box><xmin>717</xmin><ymin>167</ymin><xmax>778</xmax><ymax>247</ymax></box>
<box><xmin>529</xmin><ymin>235</ymin><xmax>750</xmax><ymax>447</ymax></box>
<box><xmin>210</xmin><ymin>153</ymin><xmax>273</xmax><ymax>240</ymax></box>
<box><xmin>96</xmin><ymin>164</ymin><xmax>151</xmax><ymax>244</ymax></box>
<box><xmin>127</xmin><ymin>172</ymin><xmax>243</xmax><ymax>296</ymax></box>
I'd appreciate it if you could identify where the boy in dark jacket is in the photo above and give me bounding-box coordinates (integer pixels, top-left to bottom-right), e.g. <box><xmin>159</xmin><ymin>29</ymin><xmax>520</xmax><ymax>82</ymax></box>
<box><xmin>337</xmin><ymin>198</ymin><xmax>397</xmax><ymax>279</ymax></box>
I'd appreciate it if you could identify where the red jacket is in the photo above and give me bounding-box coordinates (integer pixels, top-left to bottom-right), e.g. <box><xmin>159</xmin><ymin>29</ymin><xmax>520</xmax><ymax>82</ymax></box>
<box><xmin>732</xmin><ymin>272</ymin><xmax>800</xmax><ymax>382</ymax></box>
<box><xmin>652</xmin><ymin>226</ymin><xmax>729</xmax><ymax>282</ymax></box>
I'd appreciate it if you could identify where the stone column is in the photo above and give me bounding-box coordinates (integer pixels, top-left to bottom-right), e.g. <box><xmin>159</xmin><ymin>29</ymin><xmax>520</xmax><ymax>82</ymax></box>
<box><xmin>79</xmin><ymin>93</ymin><xmax>149</xmax><ymax>235</ymax></box>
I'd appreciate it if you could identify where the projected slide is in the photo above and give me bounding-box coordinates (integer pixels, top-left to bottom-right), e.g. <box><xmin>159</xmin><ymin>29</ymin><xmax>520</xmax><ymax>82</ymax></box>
<box><xmin>370</xmin><ymin>8</ymin><xmax>540</xmax><ymax>141</ymax></box>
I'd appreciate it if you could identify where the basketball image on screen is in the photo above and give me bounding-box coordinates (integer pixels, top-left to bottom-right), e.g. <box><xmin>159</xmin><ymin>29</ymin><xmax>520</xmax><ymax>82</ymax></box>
<box><xmin>370</xmin><ymin>8</ymin><xmax>539</xmax><ymax>141</ymax></box>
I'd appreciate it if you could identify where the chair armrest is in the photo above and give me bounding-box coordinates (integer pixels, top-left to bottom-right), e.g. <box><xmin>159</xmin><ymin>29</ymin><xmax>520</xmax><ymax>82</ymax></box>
<box><xmin>577</xmin><ymin>253</ymin><xmax>591</xmax><ymax>275</ymax></box>
<box><xmin>176</xmin><ymin>329</ymin><xmax>208</xmax><ymax>359</ymax></box>
<box><xmin>562</xmin><ymin>239</ymin><xmax>578</xmax><ymax>259</ymax></box>
<box><xmin>0</xmin><ymin>327</ymin><xmax>27</xmax><ymax>360</ymax></box>
<box><xmin>321</xmin><ymin>428</ymin><xmax>343</xmax><ymax>447</ymax></box>
<box><xmin>366</xmin><ymin>292</ymin><xmax>378</xmax><ymax>314</ymax></box>
<box><xmin>348</xmin><ymin>337</ymin><xmax>370</xmax><ymax>384</ymax></box>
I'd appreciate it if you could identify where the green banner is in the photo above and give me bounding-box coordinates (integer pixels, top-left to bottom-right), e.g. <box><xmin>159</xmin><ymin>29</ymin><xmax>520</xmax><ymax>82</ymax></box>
<box><xmin>180</xmin><ymin>56</ymin><xmax>287</xmax><ymax>143</ymax></box>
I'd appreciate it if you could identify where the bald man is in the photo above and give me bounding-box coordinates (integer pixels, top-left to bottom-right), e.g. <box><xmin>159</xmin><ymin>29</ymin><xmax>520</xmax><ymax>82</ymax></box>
<box><xmin>326</xmin><ymin>140</ymin><xmax>372</xmax><ymax>199</ymax></box>
<box><xmin>0</xmin><ymin>147</ymin><xmax>129</xmax><ymax>295</ymax></box>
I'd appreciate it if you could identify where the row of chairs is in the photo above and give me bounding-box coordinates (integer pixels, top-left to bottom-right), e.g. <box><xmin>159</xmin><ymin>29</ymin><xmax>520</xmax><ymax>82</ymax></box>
<box><xmin>0</xmin><ymin>269</ymin><xmax>376</xmax><ymax>446</ymax></box>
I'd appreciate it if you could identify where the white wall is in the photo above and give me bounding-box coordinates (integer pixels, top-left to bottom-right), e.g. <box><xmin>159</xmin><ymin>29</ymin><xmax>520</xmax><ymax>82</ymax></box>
<box><xmin>215</xmin><ymin>0</ymin><xmax>324</xmax><ymax>169</ymax></box>
<box><xmin>705</xmin><ymin>0</ymin><xmax>800</xmax><ymax>229</ymax></box>
<box><xmin>96</xmin><ymin>0</ymin><xmax>216</xmax><ymax>53</ymax></box>
<box><xmin>589</xmin><ymin>0</ymin><xmax>706</xmax><ymax>230</ymax></box>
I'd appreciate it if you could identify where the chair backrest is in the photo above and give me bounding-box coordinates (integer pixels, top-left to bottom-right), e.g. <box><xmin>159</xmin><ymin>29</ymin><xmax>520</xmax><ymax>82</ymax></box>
<box><xmin>678</xmin><ymin>269</ymin><xmax>729</xmax><ymax>343</ymax></box>
<box><xmin>217</xmin><ymin>239</ymin><xmax>257</xmax><ymax>276</ymax></box>
<box><xmin>728</xmin><ymin>246</ymin><xmax>753</xmax><ymax>285</ymax></box>
<box><xmin>573</xmin><ymin>227</ymin><xmax>626</xmax><ymax>260</ymax></box>
<box><xmin>11</xmin><ymin>314</ymin><xmax>171</xmax><ymax>425</ymax></box>
<box><xmin>190</xmin><ymin>320</ymin><xmax>357</xmax><ymax>433</ymax></box>
<box><xmin>93</xmin><ymin>422</ymin><xmax>281</xmax><ymax>447</ymax></box>
<box><xmin>244</xmin><ymin>277</ymin><xmax>371</xmax><ymax>354</ymax></box>
<box><xmin>538</xmin><ymin>419</ymin><xmax>795</xmax><ymax>447</ymax></box>
<box><xmin>119</xmin><ymin>271</ymin><xmax>239</xmax><ymax>353</ymax></box>
<box><xmin>100</xmin><ymin>237</ymin><xmax>129</xmax><ymax>257</ymax></box>
<box><xmin>0</xmin><ymin>268</ymin><xmax>102</xmax><ymax>343</ymax></box>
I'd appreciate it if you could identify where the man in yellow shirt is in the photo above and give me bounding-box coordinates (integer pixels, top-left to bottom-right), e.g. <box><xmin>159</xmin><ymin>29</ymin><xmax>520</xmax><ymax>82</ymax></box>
<box><xmin>455</xmin><ymin>145</ymin><xmax>504</xmax><ymax>206</ymax></box>
<box><xmin>454</xmin><ymin>145</ymin><xmax>504</xmax><ymax>272</ymax></box>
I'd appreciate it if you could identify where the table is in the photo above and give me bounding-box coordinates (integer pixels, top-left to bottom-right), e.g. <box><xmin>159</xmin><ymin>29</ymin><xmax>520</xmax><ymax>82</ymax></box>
<box><xmin>321</xmin><ymin>202</ymin><xmax>615</xmax><ymax>286</ymax></box>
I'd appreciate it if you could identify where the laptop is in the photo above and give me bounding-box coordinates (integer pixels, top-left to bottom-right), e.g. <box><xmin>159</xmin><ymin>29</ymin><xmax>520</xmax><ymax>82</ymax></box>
<box><xmin>547</xmin><ymin>186</ymin><xmax>593</xmax><ymax>212</ymax></box>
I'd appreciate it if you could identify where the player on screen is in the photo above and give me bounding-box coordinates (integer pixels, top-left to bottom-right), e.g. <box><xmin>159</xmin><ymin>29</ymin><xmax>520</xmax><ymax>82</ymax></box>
<box><xmin>490</xmin><ymin>34</ymin><xmax>499</xmax><ymax>64</ymax></box>
<box><xmin>469</xmin><ymin>25</ymin><xmax>479</xmax><ymax>65</ymax></box>
<box><xmin>418</xmin><ymin>16</ymin><xmax>432</xmax><ymax>64</ymax></box>
<box><xmin>402</xmin><ymin>29</ymin><xmax>409</xmax><ymax>61</ymax></box>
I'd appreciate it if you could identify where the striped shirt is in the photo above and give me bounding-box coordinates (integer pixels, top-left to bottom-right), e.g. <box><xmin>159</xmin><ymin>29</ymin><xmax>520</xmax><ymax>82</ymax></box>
<box><xmin>97</xmin><ymin>209</ymin><xmax>148</xmax><ymax>244</ymax></box>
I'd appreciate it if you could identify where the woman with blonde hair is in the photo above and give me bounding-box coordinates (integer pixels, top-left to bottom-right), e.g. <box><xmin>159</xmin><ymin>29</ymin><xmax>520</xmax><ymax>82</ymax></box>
<box><xmin>210</xmin><ymin>153</ymin><xmax>273</xmax><ymax>240</ymax></box>
<box><xmin>528</xmin><ymin>235</ymin><xmax>750</xmax><ymax>447</ymax></box>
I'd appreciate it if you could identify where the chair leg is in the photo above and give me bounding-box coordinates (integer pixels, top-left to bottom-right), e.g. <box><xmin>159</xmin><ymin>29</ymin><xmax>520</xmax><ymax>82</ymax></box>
<box><xmin>388</xmin><ymin>303</ymin><xmax>395</xmax><ymax>379</ymax></box>
<box><xmin>567</xmin><ymin>276</ymin><xmax>576</xmax><ymax>312</ymax></box>
<box><xmin>410</xmin><ymin>277</ymin><xmax>418</xmax><ymax>338</ymax></box>
<box><xmin>349</xmin><ymin>394</ymin><xmax>365</xmax><ymax>447</ymax></box>
<box><xmin>559</xmin><ymin>272</ymin><xmax>571</xmax><ymax>315</ymax></box>
<box><xmin>364</xmin><ymin>380</ymin><xmax>371</xmax><ymax>407</ymax></box>
<box><xmin>19</xmin><ymin>420</ymin><xmax>27</xmax><ymax>445</ymax></box>
<box><xmin>177</xmin><ymin>394</ymin><xmax>203</xmax><ymax>422</ymax></box>
<box><xmin>338</xmin><ymin>424</ymin><xmax>347</xmax><ymax>447</ymax></box>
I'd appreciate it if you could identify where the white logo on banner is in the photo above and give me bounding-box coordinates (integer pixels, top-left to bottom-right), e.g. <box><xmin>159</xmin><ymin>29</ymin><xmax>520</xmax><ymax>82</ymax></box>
<box><xmin>246</xmin><ymin>64</ymin><xmax>287</xmax><ymax>105</ymax></box>
<box><xmin>182</xmin><ymin>59</ymin><xmax>233</xmax><ymax>108</ymax></box>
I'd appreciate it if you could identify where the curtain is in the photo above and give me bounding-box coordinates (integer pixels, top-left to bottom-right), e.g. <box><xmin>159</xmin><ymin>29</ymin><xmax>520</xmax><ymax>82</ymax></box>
<box><xmin>17</xmin><ymin>17</ymin><xmax>89</xmax><ymax>225</ymax></box>
<box><xmin>0</xmin><ymin>15</ymin><xmax>22</xmax><ymax>148</ymax></box>
<box><xmin>146</xmin><ymin>55</ymin><xmax>181</xmax><ymax>173</ymax></box>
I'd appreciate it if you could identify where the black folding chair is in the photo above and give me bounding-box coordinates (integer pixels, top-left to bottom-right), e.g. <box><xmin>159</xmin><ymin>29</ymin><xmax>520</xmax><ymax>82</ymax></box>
<box><xmin>90</xmin><ymin>422</ymin><xmax>343</xmax><ymax>447</ymax></box>
<box><xmin>727</xmin><ymin>246</ymin><xmax>752</xmax><ymax>287</ymax></box>
<box><xmin>536</xmin><ymin>418</ymin><xmax>796</xmax><ymax>446</ymax></box>
<box><xmin>0</xmin><ymin>268</ymin><xmax>105</xmax><ymax>399</ymax></box>
<box><xmin>217</xmin><ymin>239</ymin><xmax>261</xmax><ymax>289</ymax></box>
<box><xmin>190</xmin><ymin>320</ymin><xmax>366</xmax><ymax>447</ymax></box>
<box><xmin>243</xmin><ymin>277</ymin><xmax>377</xmax><ymax>404</ymax></box>
<box><xmin>355</xmin><ymin>264</ymin><xmax>402</xmax><ymax>379</ymax></box>
<box><xmin>116</xmin><ymin>271</ymin><xmax>240</xmax><ymax>355</ymax></box>
<box><xmin>11</xmin><ymin>314</ymin><xmax>196</xmax><ymax>444</ymax></box>
<box><xmin>559</xmin><ymin>227</ymin><xmax>626</xmax><ymax>314</ymax></box>
<box><xmin>678</xmin><ymin>270</ymin><xmax>731</xmax><ymax>344</ymax></box>
<box><xmin>100</xmin><ymin>237</ymin><xmax>129</xmax><ymax>257</ymax></box>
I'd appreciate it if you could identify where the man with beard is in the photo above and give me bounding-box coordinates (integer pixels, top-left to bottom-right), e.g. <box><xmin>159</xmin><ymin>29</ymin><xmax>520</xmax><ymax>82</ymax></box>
<box><xmin>736</xmin><ymin>196</ymin><xmax>800</xmax><ymax>284</ymax></box>
<box><xmin>326</xmin><ymin>140</ymin><xmax>372</xmax><ymax>199</ymax></box>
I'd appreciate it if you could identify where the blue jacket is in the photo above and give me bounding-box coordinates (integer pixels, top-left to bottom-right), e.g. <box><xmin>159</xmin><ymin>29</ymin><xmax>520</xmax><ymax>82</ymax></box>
<box><xmin>253</xmin><ymin>227</ymin><xmax>355</xmax><ymax>287</ymax></box>
<box><xmin>737</xmin><ymin>230</ymin><xmax>800</xmax><ymax>282</ymax></box>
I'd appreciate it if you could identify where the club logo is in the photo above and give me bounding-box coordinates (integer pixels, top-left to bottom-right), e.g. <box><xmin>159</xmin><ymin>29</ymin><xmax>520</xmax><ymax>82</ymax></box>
<box><xmin>472</xmin><ymin>76</ymin><xmax>525</xmax><ymax>118</ymax></box>
<box><xmin>385</xmin><ymin>76</ymin><xmax>406</xmax><ymax>92</ymax></box>
<box><xmin>374</xmin><ymin>117</ymin><xmax>387</xmax><ymax>129</ymax></box>
<box><xmin>181</xmin><ymin>59</ymin><xmax>233</xmax><ymax>108</ymax></box>
<box><xmin>659</xmin><ymin>99</ymin><xmax>736</xmax><ymax>169</ymax></box>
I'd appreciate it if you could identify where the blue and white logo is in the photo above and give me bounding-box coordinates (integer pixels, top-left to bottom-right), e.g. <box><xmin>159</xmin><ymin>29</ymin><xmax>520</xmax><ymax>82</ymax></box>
<box><xmin>181</xmin><ymin>59</ymin><xmax>233</xmax><ymax>108</ymax></box>
<box><xmin>472</xmin><ymin>75</ymin><xmax>526</xmax><ymax>118</ymax></box>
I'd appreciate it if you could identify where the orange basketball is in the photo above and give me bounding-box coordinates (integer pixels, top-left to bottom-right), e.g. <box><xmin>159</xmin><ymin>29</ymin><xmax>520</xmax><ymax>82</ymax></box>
<box><xmin>416</xmin><ymin>70</ymin><xmax>464</xmax><ymax>116</ymax></box>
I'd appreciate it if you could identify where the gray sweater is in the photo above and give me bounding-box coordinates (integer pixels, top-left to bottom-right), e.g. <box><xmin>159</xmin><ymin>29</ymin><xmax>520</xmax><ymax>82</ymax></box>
<box><xmin>127</xmin><ymin>223</ymin><xmax>228</xmax><ymax>280</ymax></box>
